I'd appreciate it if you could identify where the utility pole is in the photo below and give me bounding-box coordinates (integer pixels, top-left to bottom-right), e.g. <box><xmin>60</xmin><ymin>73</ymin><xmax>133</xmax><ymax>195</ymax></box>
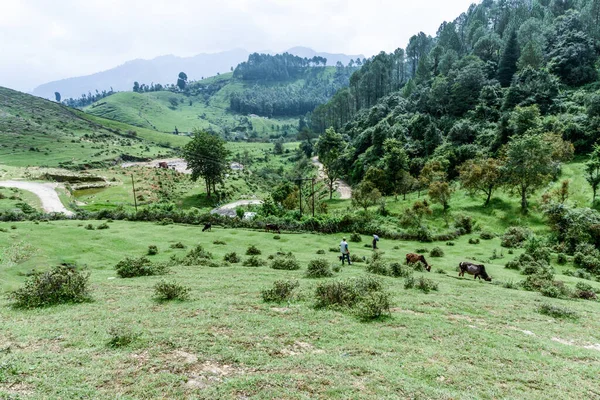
<box><xmin>311</xmin><ymin>178</ymin><xmax>315</xmax><ymax>217</ymax></box>
<box><xmin>131</xmin><ymin>174</ymin><xmax>138</xmax><ymax>212</ymax></box>
<box><xmin>295</xmin><ymin>177</ymin><xmax>316</xmax><ymax>217</ymax></box>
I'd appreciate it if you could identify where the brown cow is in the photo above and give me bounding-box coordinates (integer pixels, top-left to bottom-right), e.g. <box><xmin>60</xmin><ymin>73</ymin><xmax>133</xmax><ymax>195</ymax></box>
<box><xmin>406</xmin><ymin>253</ymin><xmax>431</xmax><ymax>272</ymax></box>
<box><xmin>265</xmin><ymin>223</ymin><xmax>281</xmax><ymax>234</ymax></box>
<box><xmin>158</xmin><ymin>162</ymin><xmax>168</xmax><ymax>169</ymax></box>
<box><xmin>459</xmin><ymin>262</ymin><xmax>491</xmax><ymax>281</ymax></box>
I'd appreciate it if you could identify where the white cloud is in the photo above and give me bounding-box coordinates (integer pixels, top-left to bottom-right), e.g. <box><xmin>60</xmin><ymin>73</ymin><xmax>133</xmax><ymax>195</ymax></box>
<box><xmin>0</xmin><ymin>0</ymin><xmax>476</xmax><ymax>92</ymax></box>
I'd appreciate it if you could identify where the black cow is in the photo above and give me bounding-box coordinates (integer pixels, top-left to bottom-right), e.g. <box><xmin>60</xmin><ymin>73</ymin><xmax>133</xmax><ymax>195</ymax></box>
<box><xmin>265</xmin><ymin>223</ymin><xmax>281</xmax><ymax>234</ymax></box>
<box><xmin>459</xmin><ymin>262</ymin><xmax>492</xmax><ymax>281</ymax></box>
<box><xmin>202</xmin><ymin>223</ymin><xmax>212</xmax><ymax>232</ymax></box>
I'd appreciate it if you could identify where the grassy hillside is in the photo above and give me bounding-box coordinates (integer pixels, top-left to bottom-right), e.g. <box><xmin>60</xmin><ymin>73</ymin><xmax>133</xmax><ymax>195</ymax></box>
<box><xmin>0</xmin><ymin>87</ymin><xmax>187</xmax><ymax>168</ymax></box>
<box><xmin>1</xmin><ymin>220</ymin><xmax>599</xmax><ymax>399</ymax></box>
<box><xmin>84</xmin><ymin>70</ymin><xmax>337</xmax><ymax>138</ymax></box>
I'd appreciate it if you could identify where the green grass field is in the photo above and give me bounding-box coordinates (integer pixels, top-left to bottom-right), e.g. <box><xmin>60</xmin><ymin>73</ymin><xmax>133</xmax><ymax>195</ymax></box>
<box><xmin>1</xmin><ymin>220</ymin><xmax>599</xmax><ymax>399</ymax></box>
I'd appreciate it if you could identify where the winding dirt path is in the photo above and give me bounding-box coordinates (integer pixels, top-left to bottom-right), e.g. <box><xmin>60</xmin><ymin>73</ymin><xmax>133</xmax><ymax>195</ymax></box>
<box><xmin>0</xmin><ymin>180</ymin><xmax>73</xmax><ymax>216</ymax></box>
<box><xmin>311</xmin><ymin>156</ymin><xmax>352</xmax><ymax>199</ymax></box>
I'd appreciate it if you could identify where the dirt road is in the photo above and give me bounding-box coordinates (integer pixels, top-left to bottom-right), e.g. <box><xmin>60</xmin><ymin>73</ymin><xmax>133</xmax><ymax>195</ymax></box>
<box><xmin>0</xmin><ymin>180</ymin><xmax>73</xmax><ymax>216</ymax></box>
<box><xmin>210</xmin><ymin>199</ymin><xmax>263</xmax><ymax>217</ymax></box>
<box><xmin>311</xmin><ymin>156</ymin><xmax>352</xmax><ymax>199</ymax></box>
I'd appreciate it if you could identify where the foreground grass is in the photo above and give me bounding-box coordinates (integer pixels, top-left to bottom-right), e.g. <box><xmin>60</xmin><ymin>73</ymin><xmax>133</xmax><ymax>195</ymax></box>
<box><xmin>1</xmin><ymin>221</ymin><xmax>599</xmax><ymax>399</ymax></box>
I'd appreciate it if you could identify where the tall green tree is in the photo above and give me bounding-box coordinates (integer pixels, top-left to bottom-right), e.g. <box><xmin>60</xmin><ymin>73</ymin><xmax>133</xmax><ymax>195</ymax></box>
<box><xmin>459</xmin><ymin>158</ymin><xmax>503</xmax><ymax>206</ymax></box>
<box><xmin>177</xmin><ymin>72</ymin><xmax>188</xmax><ymax>90</ymax></box>
<box><xmin>54</xmin><ymin>92</ymin><xmax>61</xmax><ymax>102</ymax></box>
<box><xmin>502</xmin><ymin>134</ymin><xmax>554</xmax><ymax>214</ymax></box>
<box><xmin>352</xmin><ymin>181</ymin><xmax>382</xmax><ymax>212</ymax></box>
<box><xmin>585</xmin><ymin>145</ymin><xmax>600</xmax><ymax>202</ymax></box>
<box><xmin>498</xmin><ymin>30</ymin><xmax>520</xmax><ymax>87</ymax></box>
<box><xmin>315</xmin><ymin>127</ymin><xmax>345</xmax><ymax>199</ymax></box>
<box><xmin>383</xmin><ymin>139</ymin><xmax>409</xmax><ymax>200</ymax></box>
<box><xmin>517</xmin><ymin>41</ymin><xmax>544</xmax><ymax>70</ymax></box>
<box><xmin>183</xmin><ymin>129</ymin><xmax>230</xmax><ymax>198</ymax></box>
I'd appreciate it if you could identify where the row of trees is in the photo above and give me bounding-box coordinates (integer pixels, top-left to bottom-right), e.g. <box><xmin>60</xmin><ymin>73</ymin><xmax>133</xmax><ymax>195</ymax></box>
<box><xmin>233</xmin><ymin>53</ymin><xmax>329</xmax><ymax>81</ymax></box>
<box><xmin>62</xmin><ymin>88</ymin><xmax>115</xmax><ymax>108</ymax></box>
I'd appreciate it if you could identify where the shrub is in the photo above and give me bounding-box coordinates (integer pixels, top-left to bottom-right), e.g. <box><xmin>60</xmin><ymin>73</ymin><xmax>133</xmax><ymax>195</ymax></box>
<box><xmin>213</xmin><ymin>240</ymin><xmax>226</xmax><ymax>245</ymax></box>
<box><xmin>538</xmin><ymin>303</ymin><xmax>578</xmax><ymax>320</ymax></box>
<box><xmin>390</xmin><ymin>262</ymin><xmax>412</xmax><ymax>278</ymax></box>
<box><xmin>454</xmin><ymin>214</ymin><xmax>473</xmax><ymax>234</ymax></box>
<box><xmin>246</xmin><ymin>245</ymin><xmax>261</xmax><ymax>255</ymax></box>
<box><xmin>270</xmin><ymin>254</ymin><xmax>301</xmax><ymax>270</ymax></box>
<box><xmin>153</xmin><ymin>281</ymin><xmax>190</xmax><ymax>301</ymax></box>
<box><xmin>243</xmin><ymin>256</ymin><xmax>266</xmax><ymax>267</ymax></box>
<box><xmin>350</xmin><ymin>254</ymin><xmax>364</xmax><ymax>263</ymax></box>
<box><xmin>501</xmin><ymin>226</ymin><xmax>531</xmax><ymax>248</ymax></box>
<box><xmin>84</xmin><ymin>224</ymin><xmax>95</xmax><ymax>230</ymax></box>
<box><xmin>468</xmin><ymin>238</ymin><xmax>480</xmax><ymax>245</ymax></box>
<box><xmin>170</xmin><ymin>242</ymin><xmax>186</xmax><ymax>249</ymax></box>
<box><xmin>306</xmin><ymin>259</ymin><xmax>334</xmax><ymax>278</ymax></box>
<box><xmin>404</xmin><ymin>276</ymin><xmax>416</xmax><ymax>289</ymax></box>
<box><xmin>363</xmin><ymin>244</ymin><xmax>372</xmax><ymax>248</ymax></box>
<box><xmin>540</xmin><ymin>285</ymin><xmax>562</xmax><ymax>298</ymax></box>
<box><xmin>157</xmin><ymin>218</ymin><xmax>173</xmax><ymax>226</ymax></box>
<box><xmin>479</xmin><ymin>231</ymin><xmax>495</xmax><ymax>240</ymax></box>
<box><xmin>8</xmin><ymin>265</ymin><xmax>91</xmax><ymax>308</ymax></box>
<box><xmin>316</xmin><ymin>249</ymin><xmax>325</xmax><ymax>254</ymax></box>
<box><xmin>261</xmin><ymin>280</ymin><xmax>299</xmax><ymax>303</ymax></box>
<box><xmin>505</xmin><ymin>260</ymin><xmax>521</xmax><ymax>270</ymax></box>
<box><xmin>147</xmin><ymin>245</ymin><xmax>159</xmax><ymax>256</ymax></box>
<box><xmin>350</xmin><ymin>232</ymin><xmax>362</xmax><ymax>242</ymax></box>
<box><xmin>366</xmin><ymin>260</ymin><xmax>389</xmax><ymax>276</ymax></box>
<box><xmin>314</xmin><ymin>276</ymin><xmax>383</xmax><ymax>309</ymax></box>
<box><xmin>273</xmin><ymin>235</ymin><xmax>281</xmax><ymax>240</ymax></box>
<box><xmin>354</xmin><ymin>292</ymin><xmax>391</xmax><ymax>321</ymax></box>
<box><xmin>446</xmin><ymin>241</ymin><xmax>455</xmax><ymax>246</ymax></box>
<box><xmin>408</xmin><ymin>261</ymin><xmax>425</xmax><ymax>272</ymax></box>
<box><xmin>115</xmin><ymin>256</ymin><xmax>168</xmax><ymax>278</ymax></box>
<box><xmin>520</xmin><ymin>270</ymin><xmax>554</xmax><ymax>292</ymax></box>
<box><xmin>557</xmin><ymin>253</ymin><xmax>568</xmax><ymax>265</ymax></box>
<box><xmin>503</xmin><ymin>280</ymin><xmax>517</xmax><ymax>289</ymax></box>
<box><xmin>573</xmin><ymin>282</ymin><xmax>598</xmax><ymax>300</ymax></box>
<box><xmin>176</xmin><ymin>245</ymin><xmax>213</xmax><ymax>266</ymax></box>
<box><xmin>223</xmin><ymin>252</ymin><xmax>241</xmax><ymax>263</ymax></box>
<box><xmin>430</xmin><ymin>247</ymin><xmax>444</xmax><ymax>257</ymax></box>
<box><xmin>329</xmin><ymin>247</ymin><xmax>339</xmax><ymax>253</ymax></box>
<box><xmin>107</xmin><ymin>327</ymin><xmax>140</xmax><ymax>348</ymax></box>
<box><xmin>415</xmin><ymin>277</ymin><xmax>439</xmax><ymax>293</ymax></box>
<box><xmin>415</xmin><ymin>248</ymin><xmax>429</xmax><ymax>254</ymax></box>
<box><xmin>97</xmin><ymin>222</ymin><xmax>109</xmax><ymax>230</ymax></box>
<box><xmin>435</xmin><ymin>268</ymin><xmax>447</xmax><ymax>274</ymax></box>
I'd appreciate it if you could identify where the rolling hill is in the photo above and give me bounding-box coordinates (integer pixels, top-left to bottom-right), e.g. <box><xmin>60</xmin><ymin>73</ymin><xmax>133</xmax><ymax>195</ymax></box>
<box><xmin>0</xmin><ymin>86</ymin><xmax>187</xmax><ymax>168</ymax></box>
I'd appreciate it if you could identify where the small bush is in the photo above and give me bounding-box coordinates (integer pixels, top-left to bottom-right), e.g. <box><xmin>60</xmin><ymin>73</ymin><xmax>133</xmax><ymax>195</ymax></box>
<box><xmin>107</xmin><ymin>327</ymin><xmax>140</xmax><ymax>348</ymax></box>
<box><xmin>505</xmin><ymin>260</ymin><xmax>521</xmax><ymax>270</ymax></box>
<box><xmin>430</xmin><ymin>247</ymin><xmax>444</xmax><ymax>257</ymax></box>
<box><xmin>176</xmin><ymin>245</ymin><xmax>213</xmax><ymax>266</ymax></box>
<box><xmin>115</xmin><ymin>256</ymin><xmax>168</xmax><ymax>278</ymax></box>
<box><xmin>157</xmin><ymin>218</ymin><xmax>173</xmax><ymax>226</ymax></box>
<box><xmin>355</xmin><ymin>292</ymin><xmax>391</xmax><ymax>321</ymax></box>
<box><xmin>435</xmin><ymin>268</ymin><xmax>447</xmax><ymax>274</ymax></box>
<box><xmin>454</xmin><ymin>214</ymin><xmax>473</xmax><ymax>234</ymax></box>
<box><xmin>540</xmin><ymin>285</ymin><xmax>562</xmax><ymax>298</ymax></box>
<box><xmin>170</xmin><ymin>242</ymin><xmax>186</xmax><ymax>249</ymax></box>
<box><xmin>153</xmin><ymin>281</ymin><xmax>190</xmax><ymax>301</ymax></box>
<box><xmin>329</xmin><ymin>247</ymin><xmax>339</xmax><ymax>252</ymax></box>
<box><xmin>246</xmin><ymin>245</ymin><xmax>261</xmax><ymax>255</ymax></box>
<box><xmin>408</xmin><ymin>261</ymin><xmax>425</xmax><ymax>272</ymax></box>
<box><xmin>262</xmin><ymin>280</ymin><xmax>299</xmax><ymax>303</ymax></box>
<box><xmin>350</xmin><ymin>254</ymin><xmax>364</xmax><ymax>263</ymax></box>
<box><xmin>468</xmin><ymin>238</ymin><xmax>480</xmax><ymax>245</ymax></box>
<box><xmin>503</xmin><ymin>280</ymin><xmax>517</xmax><ymax>289</ymax></box>
<box><xmin>314</xmin><ymin>276</ymin><xmax>382</xmax><ymax>309</ymax></box>
<box><xmin>557</xmin><ymin>253</ymin><xmax>568</xmax><ymax>265</ymax></box>
<box><xmin>306</xmin><ymin>259</ymin><xmax>334</xmax><ymax>278</ymax></box>
<box><xmin>223</xmin><ymin>252</ymin><xmax>241</xmax><ymax>263</ymax></box>
<box><xmin>390</xmin><ymin>262</ymin><xmax>412</xmax><ymax>278</ymax></box>
<box><xmin>404</xmin><ymin>276</ymin><xmax>416</xmax><ymax>289</ymax></box>
<box><xmin>363</xmin><ymin>244</ymin><xmax>372</xmax><ymax>248</ymax></box>
<box><xmin>446</xmin><ymin>241</ymin><xmax>455</xmax><ymax>246</ymax></box>
<box><xmin>270</xmin><ymin>254</ymin><xmax>301</xmax><ymax>270</ymax></box>
<box><xmin>9</xmin><ymin>265</ymin><xmax>91</xmax><ymax>308</ymax></box>
<box><xmin>393</xmin><ymin>245</ymin><xmax>400</xmax><ymax>250</ymax></box>
<box><xmin>350</xmin><ymin>232</ymin><xmax>362</xmax><ymax>242</ymax></box>
<box><xmin>84</xmin><ymin>224</ymin><xmax>95</xmax><ymax>230</ymax></box>
<box><xmin>415</xmin><ymin>277</ymin><xmax>439</xmax><ymax>293</ymax></box>
<box><xmin>316</xmin><ymin>249</ymin><xmax>325</xmax><ymax>254</ymax></box>
<box><xmin>573</xmin><ymin>282</ymin><xmax>598</xmax><ymax>300</ymax></box>
<box><xmin>147</xmin><ymin>245</ymin><xmax>159</xmax><ymax>256</ymax></box>
<box><xmin>415</xmin><ymin>248</ymin><xmax>429</xmax><ymax>253</ymax></box>
<box><xmin>501</xmin><ymin>226</ymin><xmax>531</xmax><ymax>248</ymax></box>
<box><xmin>366</xmin><ymin>260</ymin><xmax>389</xmax><ymax>276</ymax></box>
<box><xmin>97</xmin><ymin>222</ymin><xmax>109</xmax><ymax>230</ymax></box>
<box><xmin>479</xmin><ymin>231</ymin><xmax>495</xmax><ymax>240</ymax></box>
<box><xmin>538</xmin><ymin>303</ymin><xmax>578</xmax><ymax>320</ymax></box>
<box><xmin>243</xmin><ymin>256</ymin><xmax>266</xmax><ymax>267</ymax></box>
<box><xmin>273</xmin><ymin>235</ymin><xmax>281</xmax><ymax>240</ymax></box>
<box><xmin>213</xmin><ymin>240</ymin><xmax>226</xmax><ymax>245</ymax></box>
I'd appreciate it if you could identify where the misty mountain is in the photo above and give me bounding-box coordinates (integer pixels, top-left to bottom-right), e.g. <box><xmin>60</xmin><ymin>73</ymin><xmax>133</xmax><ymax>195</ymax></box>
<box><xmin>31</xmin><ymin>47</ymin><xmax>365</xmax><ymax>100</ymax></box>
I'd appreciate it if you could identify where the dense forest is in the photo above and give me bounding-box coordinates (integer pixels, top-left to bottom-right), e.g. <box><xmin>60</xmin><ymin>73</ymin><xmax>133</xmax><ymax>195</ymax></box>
<box><xmin>310</xmin><ymin>0</ymin><xmax>600</xmax><ymax>209</ymax></box>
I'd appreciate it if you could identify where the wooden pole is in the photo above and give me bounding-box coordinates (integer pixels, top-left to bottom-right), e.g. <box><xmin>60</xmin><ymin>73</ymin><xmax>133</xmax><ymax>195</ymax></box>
<box><xmin>299</xmin><ymin>179</ymin><xmax>302</xmax><ymax>216</ymax></box>
<box><xmin>131</xmin><ymin>174</ymin><xmax>138</xmax><ymax>212</ymax></box>
<box><xmin>311</xmin><ymin>178</ymin><xmax>315</xmax><ymax>217</ymax></box>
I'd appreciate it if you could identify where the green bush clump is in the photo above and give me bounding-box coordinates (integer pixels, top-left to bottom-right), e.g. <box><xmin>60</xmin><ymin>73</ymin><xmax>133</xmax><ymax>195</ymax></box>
<box><xmin>329</xmin><ymin>247</ymin><xmax>339</xmax><ymax>253</ymax></box>
<box><xmin>404</xmin><ymin>276</ymin><xmax>416</xmax><ymax>289</ymax></box>
<box><xmin>573</xmin><ymin>243</ymin><xmax>600</xmax><ymax>274</ymax></box>
<box><xmin>430</xmin><ymin>247</ymin><xmax>444</xmax><ymax>257</ymax></box>
<box><xmin>8</xmin><ymin>265</ymin><xmax>92</xmax><ymax>308</ymax></box>
<box><xmin>316</xmin><ymin>249</ymin><xmax>325</xmax><ymax>255</ymax></box>
<box><xmin>538</xmin><ymin>303</ymin><xmax>578</xmax><ymax>320</ymax></box>
<box><xmin>435</xmin><ymin>268</ymin><xmax>447</xmax><ymax>274</ymax></box>
<box><xmin>223</xmin><ymin>252</ymin><xmax>241</xmax><ymax>263</ymax></box>
<box><xmin>246</xmin><ymin>245</ymin><xmax>261</xmax><ymax>255</ymax></box>
<box><xmin>573</xmin><ymin>282</ymin><xmax>598</xmax><ymax>300</ymax></box>
<box><xmin>243</xmin><ymin>256</ymin><xmax>266</xmax><ymax>267</ymax></box>
<box><xmin>306</xmin><ymin>259</ymin><xmax>334</xmax><ymax>278</ymax></box>
<box><xmin>176</xmin><ymin>245</ymin><xmax>213</xmax><ymax>266</ymax></box>
<box><xmin>557</xmin><ymin>253</ymin><xmax>568</xmax><ymax>265</ymax></box>
<box><xmin>390</xmin><ymin>262</ymin><xmax>412</xmax><ymax>278</ymax></box>
<box><xmin>501</xmin><ymin>226</ymin><xmax>531</xmax><ymax>248</ymax></box>
<box><xmin>273</xmin><ymin>235</ymin><xmax>281</xmax><ymax>240</ymax></box>
<box><xmin>261</xmin><ymin>280</ymin><xmax>299</xmax><ymax>303</ymax></box>
<box><xmin>454</xmin><ymin>214</ymin><xmax>473</xmax><ymax>234</ymax></box>
<box><xmin>446</xmin><ymin>241</ymin><xmax>455</xmax><ymax>246</ymax></box>
<box><xmin>115</xmin><ymin>256</ymin><xmax>168</xmax><ymax>278</ymax></box>
<box><xmin>354</xmin><ymin>292</ymin><xmax>391</xmax><ymax>321</ymax></box>
<box><xmin>479</xmin><ymin>231</ymin><xmax>495</xmax><ymax>240</ymax></box>
<box><xmin>107</xmin><ymin>327</ymin><xmax>141</xmax><ymax>348</ymax></box>
<box><xmin>314</xmin><ymin>276</ymin><xmax>382</xmax><ymax>309</ymax></box>
<box><xmin>153</xmin><ymin>281</ymin><xmax>190</xmax><ymax>301</ymax></box>
<box><xmin>350</xmin><ymin>254</ymin><xmax>364</xmax><ymax>263</ymax></box>
<box><xmin>468</xmin><ymin>238</ymin><xmax>480</xmax><ymax>245</ymax></box>
<box><xmin>408</xmin><ymin>261</ymin><xmax>425</xmax><ymax>272</ymax></box>
<box><xmin>270</xmin><ymin>253</ymin><xmax>301</xmax><ymax>270</ymax></box>
<box><xmin>97</xmin><ymin>222</ymin><xmax>110</xmax><ymax>230</ymax></box>
<box><xmin>157</xmin><ymin>218</ymin><xmax>174</xmax><ymax>226</ymax></box>
<box><xmin>213</xmin><ymin>240</ymin><xmax>226</xmax><ymax>245</ymax></box>
<box><xmin>350</xmin><ymin>233</ymin><xmax>362</xmax><ymax>242</ymax></box>
<box><xmin>415</xmin><ymin>248</ymin><xmax>429</xmax><ymax>253</ymax></box>
<box><xmin>170</xmin><ymin>242</ymin><xmax>186</xmax><ymax>249</ymax></box>
<box><xmin>415</xmin><ymin>277</ymin><xmax>439</xmax><ymax>293</ymax></box>
<box><xmin>84</xmin><ymin>224</ymin><xmax>95</xmax><ymax>230</ymax></box>
<box><xmin>505</xmin><ymin>260</ymin><xmax>521</xmax><ymax>270</ymax></box>
<box><xmin>502</xmin><ymin>280</ymin><xmax>517</xmax><ymax>289</ymax></box>
<box><xmin>147</xmin><ymin>245</ymin><xmax>159</xmax><ymax>256</ymax></box>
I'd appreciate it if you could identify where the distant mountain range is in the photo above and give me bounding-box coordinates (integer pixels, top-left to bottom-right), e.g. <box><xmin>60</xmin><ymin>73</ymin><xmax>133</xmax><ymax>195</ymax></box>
<box><xmin>31</xmin><ymin>47</ymin><xmax>365</xmax><ymax>100</ymax></box>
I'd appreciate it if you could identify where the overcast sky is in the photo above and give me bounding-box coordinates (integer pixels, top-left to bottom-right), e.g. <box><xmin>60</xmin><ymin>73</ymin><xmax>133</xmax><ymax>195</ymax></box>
<box><xmin>0</xmin><ymin>0</ymin><xmax>476</xmax><ymax>92</ymax></box>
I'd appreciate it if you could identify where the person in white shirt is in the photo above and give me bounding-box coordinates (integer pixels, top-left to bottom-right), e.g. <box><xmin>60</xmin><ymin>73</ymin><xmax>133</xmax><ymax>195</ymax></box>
<box><xmin>340</xmin><ymin>237</ymin><xmax>351</xmax><ymax>265</ymax></box>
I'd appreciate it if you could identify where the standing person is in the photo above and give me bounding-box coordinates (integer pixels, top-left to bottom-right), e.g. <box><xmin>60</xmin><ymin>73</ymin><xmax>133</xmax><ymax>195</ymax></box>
<box><xmin>372</xmin><ymin>234</ymin><xmax>379</xmax><ymax>250</ymax></box>
<box><xmin>340</xmin><ymin>237</ymin><xmax>352</xmax><ymax>265</ymax></box>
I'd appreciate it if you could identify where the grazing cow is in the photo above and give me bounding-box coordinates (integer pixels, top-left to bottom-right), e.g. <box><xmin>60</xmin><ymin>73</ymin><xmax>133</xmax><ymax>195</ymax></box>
<box><xmin>202</xmin><ymin>223</ymin><xmax>212</xmax><ymax>232</ymax></box>
<box><xmin>458</xmin><ymin>262</ymin><xmax>492</xmax><ymax>281</ymax></box>
<box><xmin>406</xmin><ymin>253</ymin><xmax>431</xmax><ymax>272</ymax></box>
<box><xmin>158</xmin><ymin>162</ymin><xmax>168</xmax><ymax>169</ymax></box>
<box><xmin>265</xmin><ymin>223</ymin><xmax>281</xmax><ymax>234</ymax></box>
